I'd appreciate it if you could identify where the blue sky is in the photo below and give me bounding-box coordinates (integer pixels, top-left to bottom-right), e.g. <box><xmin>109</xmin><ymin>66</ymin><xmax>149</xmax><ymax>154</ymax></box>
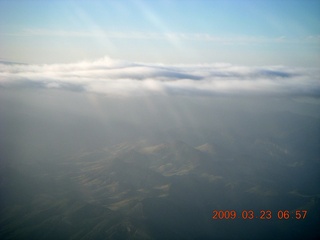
<box><xmin>1</xmin><ymin>0</ymin><xmax>319</xmax><ymax>66</ymax></box>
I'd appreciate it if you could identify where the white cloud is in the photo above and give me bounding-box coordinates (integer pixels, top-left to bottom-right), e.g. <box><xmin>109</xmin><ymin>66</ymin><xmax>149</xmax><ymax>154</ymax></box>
<box><xmin>0</xmin><ymin>56</ymin><xmax>319</xmax><ymax>97</ymax></box>
<box><xmin>4</xmin><ymin>28</ymin><xmax>319</xmax><ymax>45</ymax></box>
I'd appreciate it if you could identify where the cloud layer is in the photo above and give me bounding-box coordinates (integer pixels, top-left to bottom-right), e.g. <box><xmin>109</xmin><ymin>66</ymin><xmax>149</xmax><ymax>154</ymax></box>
<box><xmin>5</xmin><ymin>29</ymin><xmax>320</xmax><ymax>45</ymax></box>
<box><xmin>0</xmin><ymin>57</ymin><xmax>319</xmax><ymax>97</ymax></box>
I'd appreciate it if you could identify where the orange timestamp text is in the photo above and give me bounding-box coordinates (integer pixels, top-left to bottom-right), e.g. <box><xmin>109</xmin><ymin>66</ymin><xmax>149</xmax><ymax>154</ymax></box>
<box><xmin>212</xmin><ymin>210</ymin><xmax>307</xmax><ymax>220</ymax></box>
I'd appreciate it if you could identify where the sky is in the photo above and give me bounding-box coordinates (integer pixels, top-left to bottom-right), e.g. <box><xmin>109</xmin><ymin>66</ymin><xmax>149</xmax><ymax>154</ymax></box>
<box><xmin>1</xmin><ymin>0</ymin><xmax>319</xmax><ymax>66</ymax></box>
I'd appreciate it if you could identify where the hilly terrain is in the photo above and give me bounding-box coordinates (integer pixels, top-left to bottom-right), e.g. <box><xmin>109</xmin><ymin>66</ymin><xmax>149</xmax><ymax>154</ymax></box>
<box><xmin>1</xmin><ymin>124</ymin><xmax>319</xmax><ymax>239</ymax></box>
<box><xmin>0</xmin><ymin>91</ymin><xmax>319</xmax><ymax>239</ymax></box>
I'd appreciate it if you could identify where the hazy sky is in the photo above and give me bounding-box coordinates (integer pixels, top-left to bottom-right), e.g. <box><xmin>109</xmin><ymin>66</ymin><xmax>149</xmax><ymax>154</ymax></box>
<box><xmin>1</xmin><ymin>0</ymin><xmax>319</xmax><ymax>66</ymax></box>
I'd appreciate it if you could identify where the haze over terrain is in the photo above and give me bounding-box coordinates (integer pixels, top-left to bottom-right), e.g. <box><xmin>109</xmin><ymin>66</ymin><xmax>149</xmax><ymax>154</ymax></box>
<box><xmin>1</xmin><ymin>0</ymin><xmax>320</xmax><ymax>239</ymax></box>
<box><xmin>1</xmin><ymin>63</ymin><xmax>320</xmax><ymax>239</ymax></box>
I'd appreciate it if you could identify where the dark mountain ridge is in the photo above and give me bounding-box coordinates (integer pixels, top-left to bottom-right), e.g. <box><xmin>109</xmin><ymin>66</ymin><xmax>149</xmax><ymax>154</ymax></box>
<box><xmin>1</xmin><ymin>135</ymin><xmax>319</xmax><ymax>239</ymax></box>
<box><xmin>1</xmin><ymin>90</ymin><xmax>319</xmax><ymax>239</ymax></box>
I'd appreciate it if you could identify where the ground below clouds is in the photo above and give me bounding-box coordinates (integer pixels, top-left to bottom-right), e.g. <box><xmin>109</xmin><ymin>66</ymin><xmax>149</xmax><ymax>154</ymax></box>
<box><xmin>0</xmin><ymin>91</ymin><xmax>319</xmax><ymax>239</ymax></box>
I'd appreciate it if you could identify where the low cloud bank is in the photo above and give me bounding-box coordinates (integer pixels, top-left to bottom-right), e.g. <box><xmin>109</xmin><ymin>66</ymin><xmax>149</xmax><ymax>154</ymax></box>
<box><xmin>0</xmin><ymin>57</ymin><xmax>319</xmax><ymax>97</ymax></box>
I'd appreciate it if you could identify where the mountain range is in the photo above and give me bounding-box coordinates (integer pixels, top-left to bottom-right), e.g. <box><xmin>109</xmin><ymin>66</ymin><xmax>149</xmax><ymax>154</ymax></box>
<box><xmin>0</xmin><ymin>91</ymin><xmax>319</xmax><ymax>239</ymax></box>
<box><xmin>1</xmin><ymin>133</ymin><xmax>319</xmax><ymax>239</ymax></box>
